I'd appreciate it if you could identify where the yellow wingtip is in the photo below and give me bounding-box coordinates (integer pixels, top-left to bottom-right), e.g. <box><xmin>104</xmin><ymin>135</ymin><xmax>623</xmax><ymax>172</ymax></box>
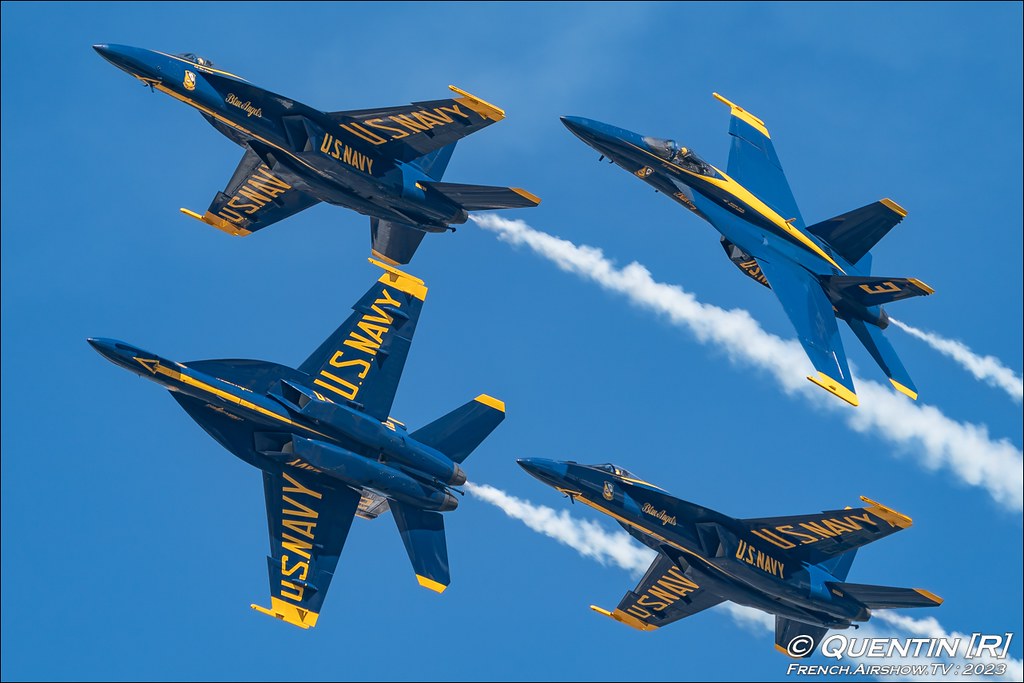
<box><xmin>474</xmin><ymin>394</ymin><xmax>506</xmax><ymax>412</ymax></box>
<box><xmin>907</xmin><ymin>278</ymin><xmax>935</xmax><ymax>296</ymax></box>
<box><xmin>416</xmin><ymin>575</ymin><xmax>448</xmax><ymax>593</ymax></box>
<box><xmin>860</xmin><ymin>496</ymin><xmax>913</xmax><ymax>529</ymax></box>
<box><xmin>368</xmin><ymin>257</ymin><xmax>428</xmax><ymax>301</ymax></box>
<box><xmin>880</xmin><ymin>197</ymin><xmax>908</xmax><ymax>217</ymax></box>
<box><xmin>449</xmin><ymin>85</ymin><xmax>505</xmax><ymax>121</ymax></box>
<box><xmin>590</xmin><ymin>606</ymin><xmax>658</xmax><ymax>631</ymax></box>
<box><xmin>889</xmin><ymin>379</ymin><xmax>919</xmax><ymax>400</ymax></box>
<box><xmin>914</xmin><ymin>588</ymin><xmax>944</xmax><ymax>605</ymax></box>
<box><xmin>712</xmin><ymin>91</ymin><xmax>770</xmax><ymax>139</ymax></box>
<box><xmin>510</xmin><ymin>187</ymin><xmax>542</xmax><ymax>205</ymax></box>
<box><xmin>806</xmin><ymin>373</ymin><xmax>859</xmax><ymax>407</ymax></box>
<box><xmin>180</xmin><ymin>207</ymin><xmax>251</xmax><ymax>236</ymax></box>
<box><xmin>775</xmin><ymin>643</ymin><xmax>799</xmax><ymax>658</ymax></box>
<box><xmin>250</xmin><ymin>597</ymin><xmax>318</xmax><ymax>629</ymax></box>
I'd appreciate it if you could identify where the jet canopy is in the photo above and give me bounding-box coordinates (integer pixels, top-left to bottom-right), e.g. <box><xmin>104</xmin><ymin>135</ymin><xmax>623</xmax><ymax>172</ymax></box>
<box><xmin>642</xmin><ymin>136</ymin><xmax>716</xmax><ymax>177</ymax></box>
<box><xmin>595</xmin><ymin>463</ymin><xmax>642</xmax><ymax>480</ymax></box>
<box><xmin>177</xmin><ymin>52</ymin><xmax>215</xmax><ymax>67</ymax></box>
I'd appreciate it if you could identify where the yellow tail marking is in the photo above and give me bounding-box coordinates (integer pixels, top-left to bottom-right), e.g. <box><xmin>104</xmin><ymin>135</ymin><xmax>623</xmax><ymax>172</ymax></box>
<box><xmin>807</xmin><ymin>373</ymin><xmax>859</xmax><ymax>407</ymax></box>
<box><xmin>889</xmin><ymin>379</ymin><xmax>918</xmax><ymax>401</ymax></box>
<box><xmin>880</xmin><ymin>197</ymin><xmax>908</xmax><ymax>217</ymax></box>
<box><xmin>367</xmin><ymin>257</ymin><xmax>428</xmax><ymax>301</ymax></box>
<box><xmin>713</xmin><ymin>92</ymin><xmax>770</xmax><ymax>139</ymax></box>
<box><xmin>510</xmin><ymin>187</ymin><xmax>542</xmax><ymax>205</ymax></box>
<box><xmin>775</xmin><ymin>643</ymin><xmax>800</xmax><ymax>658</ymax></box>
<box><xmin>913</xmin><ymin>588</ymin><xmax>944</xmax><ymax>605</ymax></box>
<box><xmin>474</xmin><ymin>394</ymin><xmax>506</xmax><ymax>412</ymax></box>
<box><xmin>250</xmin><ymin>597</ymin><xmax>319</xmax><ymax>629</ymax></box>
<box><xmin>907</xmin><ymin>278</ymin><xmax>935</xmax><ymax>295</ymax></box>
<box><xmin>860</xmin><ymin>496</ymin><xmax>913</xmax><ymax>529</ymax></box>
<box><xmin>416</xmin><ymin>575</ymin><xmax>447</xmax><ymax>593</ymax></box>
<box><xmin>448</xmin><ymin>85</ymin><xmax>505</xmax><ymax>121</ymax></box>
<box><xmin>180</xmin><ymin>208</ymin><xmax>251</xmax><ymax>236</ymax></box>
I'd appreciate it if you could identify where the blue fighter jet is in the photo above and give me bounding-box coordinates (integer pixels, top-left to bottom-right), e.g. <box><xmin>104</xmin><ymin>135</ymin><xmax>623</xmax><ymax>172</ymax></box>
<box><xmin>563</xmin><ymin>94</ymin><xmax>934</xmax><ymax>406</ymax></box>
<box><xmin>94</xmin><ymin>44</ymin><xmax>539</xmax><ymax>264</ymax></box>
<box><xmin>519</xmin><ymin>458</ymin><xmax>942</xmax><ymax>657</ymax></box>
<box><xmin>89</xmin><ymin>261</ymin><xmax>506</xmax><ymax>628</ymax></box>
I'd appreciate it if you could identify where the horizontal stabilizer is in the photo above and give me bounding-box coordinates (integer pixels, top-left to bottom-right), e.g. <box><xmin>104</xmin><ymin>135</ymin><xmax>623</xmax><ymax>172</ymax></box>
<box><xmin>370</xmin><ymin>217</ymin><xmax>427</xmax><ymax>266</ymax></box>
<box><xmin>420</xmin><ymin>181</ymin><xmax>541</xmax><ymax>211</ymax></box>
<box><xmin>807</xmin><ymin>198</ymin><xmax>906</xmax><ymax>265</ymax></box>
<box><xmin>775</xmin><ymin>617</ymin><xmax>829</xmax><ymax>658</ymax></box>
<box><xmin>410</xmin><ymin>395</ymin><xmax>506</xmax><ymax>464</ymax></box>
<box><xmin>826</xmin><ymin>582</ymin><xmax>943</xmax><ymax>609</ymax></box>
<box><xmin>821</xmin><ymin>275</ymin><xmax>934</xmax><ymax>308</ymax></box>
<box><xmin>391</xmin><ymin>500</ymin><xmax>450</xmax><ymax>593</ymax></box>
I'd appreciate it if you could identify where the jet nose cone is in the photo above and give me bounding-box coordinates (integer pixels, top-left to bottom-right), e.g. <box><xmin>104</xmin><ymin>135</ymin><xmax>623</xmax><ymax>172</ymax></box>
<box><xmin>560</xmin><ymin>115</ymin><xmax>595</xmax><ymax>138</ymax></box>
<box><xmin>92</xmin><ymin>43</ymin><xmax>159</xmax><ymax>81</ymax></box>
<box><xmin>87</xmin><ymin>337</ymin><xmax>122</xmax><ymax>364</ymax></box>
<box><xmin>516</xmin><ymin>458</ymin><xmax>568</xmax><ymax>487</ymax></box>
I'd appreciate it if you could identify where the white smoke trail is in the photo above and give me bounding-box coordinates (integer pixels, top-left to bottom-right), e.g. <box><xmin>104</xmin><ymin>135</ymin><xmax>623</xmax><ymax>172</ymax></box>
<box><xmin>468</xmin><ymin>483</ymin><xmax>1021</xmax><ymax>681</ymax></box>
<box><xmin>889</xmin><ymin>319</ymin><xmax>1023</xmax><ymax>404</ymax></box>
<box><xmin>465</xmin><ymin>482</ymin><xmax>655</xmax><ymax>574</ymax></box>
<box><xmin>471</xmin><ymin>214</ymin><xmax>1023</xmax><ymax>512</ymax></box>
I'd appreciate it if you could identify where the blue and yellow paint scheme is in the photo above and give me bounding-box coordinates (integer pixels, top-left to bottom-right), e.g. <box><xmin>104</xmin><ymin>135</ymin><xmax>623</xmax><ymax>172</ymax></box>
<box><xmin>93</xmin><ymin>44</ymin><xmax>540</xmax><ymax>264</ymax></box>
<box><xmin>519</xmin><ymin>458</ymin><xmax>941</xmax><ymax>657</ymax></box>
<box><xmin>89</xmin><ymin>260</ymin><xmax>506</xmax><ymax>628</ymax></box>
<box><xmin>562</xmin><ymin>94</ymin><xmax>935</xmax><ymax>406</ymax></box>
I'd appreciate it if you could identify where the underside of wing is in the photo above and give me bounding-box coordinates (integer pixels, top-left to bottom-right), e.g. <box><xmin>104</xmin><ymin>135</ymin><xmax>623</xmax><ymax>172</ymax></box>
<box><xmin>714</xmin><ymin>93</ymin><xmax>804</xmax><ymax>227</ymax></box>
<box><xmin>590</xmin><ymin>551</ymin><xmax>723</xmax><ymax>631</ymax></box>
<box><xmin>297</xmin><ymin>261</ymin><xmax>427</xmax><ymax>422</ymax></box>
<box><xmin>741</xmin><ymin>496</ymin><xmax>913</xmax><ymax>565</ymax></box>
<box><xmin>328</xmin><ymin>86</ymin><xmax>505</xmax><ymax>161</ymax></box>
<box><xmin>252</xmin><ymin>466</ymin><xmax>361</xmax><ymax>629</ymax></box>
<box><xmin>755</xmin><ymin>256</ymin><xmax>858</xmax><ymax>406</ymax></box>
<box><xmin>181</xmin><ymin>146</ymin><xmax>319</xmax><ymax>235</ymax></box>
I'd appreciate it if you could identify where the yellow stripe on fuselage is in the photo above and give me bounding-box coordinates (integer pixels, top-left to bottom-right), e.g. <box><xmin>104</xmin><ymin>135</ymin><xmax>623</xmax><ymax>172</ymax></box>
<box><xmin>141</xmin><ymin>359</ymin><xmax>330</xmax><ymax>438</ymax></box>
<box><xmin>629</xmin><ymin>143</ymin><xmax>845</xmax><ymax>274</ymax></box>
<box><xmin>153</xmin><ymin>50</ymin><xmax>247</xmax><ymax>81</ymax></box>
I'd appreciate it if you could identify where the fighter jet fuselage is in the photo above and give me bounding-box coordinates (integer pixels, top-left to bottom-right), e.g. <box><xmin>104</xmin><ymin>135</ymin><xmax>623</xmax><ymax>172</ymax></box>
<box><xmin>518</xmin><ymin>458</ymin><xmax>941</xmax><ymax>656</ymax></box>
<box><xmin>89</xmin><ymin>262</ymin><xmax>507</xmax><ymax>628</ymax></box>
<box><xmin>562</xmin><ymin>95</ymin><xmax>934</xmax><ymax>406</ymax></box>
<box><xmin>94</xmin><ymin>44</ymin><xmax>539</xmax><ymax>264</ymax></box>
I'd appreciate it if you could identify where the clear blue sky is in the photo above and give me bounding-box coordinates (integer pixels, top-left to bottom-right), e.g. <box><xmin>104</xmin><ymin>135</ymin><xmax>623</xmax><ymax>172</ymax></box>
<box><xmin>2</xmin><ymin>2</ymin><xmax>1021</xmax><ymax>680</ymax></box>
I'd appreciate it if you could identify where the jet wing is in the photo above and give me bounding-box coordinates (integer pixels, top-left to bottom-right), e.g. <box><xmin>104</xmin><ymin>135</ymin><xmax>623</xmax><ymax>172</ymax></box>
<box><xmin>181</xmin><ymin>146</ymin><xmax>320</xmax><ymax>236</ymax></box>
<box><xmin>251</xmin><ymin>465</ymin><xmax>361</xmax><ymax>629</ymax></box>
<box><xmin>714</xmin><ymin>93</ymin><xmax>805</xmax><ymax>227</ymax></box>
<box><xmin>297</xmin><ymin>260</ymin><xmax>426</xmax><ymax>422</ymax></box>
<box><xmin>741</xmin><ymin>496</ymin><xmax>913</xmax><ymax>566</ymax></box>
<box><xmin>755</xmin><ymin>256</ymin><xmax>859</xmax><ymax>406</ymax></box>
<box><xmin>590</xmin><ymin>552</ymin><xmax>724</xmax><ymax>631</ymax></box>
<box><xmin>328</xmin><ymin>86</ymin><xmax>505</xmax><ymax>161</ymax></box>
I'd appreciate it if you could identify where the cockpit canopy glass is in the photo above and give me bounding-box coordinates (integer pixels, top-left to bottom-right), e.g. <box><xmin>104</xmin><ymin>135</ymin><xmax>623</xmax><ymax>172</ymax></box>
<box><xmin>595</xmin><ymin>463</ymin><xmax>641</xmax><ymax>480</ymax></box>
<box><xmin>177</xmin><ymin>53</ymin><xmax>214</xmax><ymax>67</ymax></box>
<box><xmin>642</xmin><ymin>136</ymin><xmax>715</xmax><ymax>177</ymax></box>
